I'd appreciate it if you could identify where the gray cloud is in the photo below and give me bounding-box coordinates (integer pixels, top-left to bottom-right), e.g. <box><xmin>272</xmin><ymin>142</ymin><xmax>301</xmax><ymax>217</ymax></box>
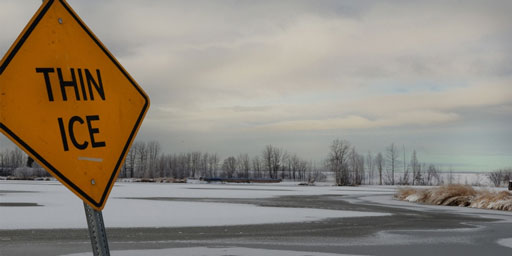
<box><xmin>1</xmin><ymin>0</ymin><xmax>511</xmax><ymax>171</ymax></box>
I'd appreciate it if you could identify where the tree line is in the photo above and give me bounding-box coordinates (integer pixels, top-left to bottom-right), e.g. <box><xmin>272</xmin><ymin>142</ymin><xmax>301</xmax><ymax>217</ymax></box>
<box><xmin>487</xmin><ymin>168</ymin><xmax>512</xmax><ymax>187</ymax></box>
<box><xmin>0</xmin><ymin>147</ymin><xmax>49</xmax><ymax>178</ymax></box>
<box><xmin>327</xmin><ymin>139</ymin><xmax>445</xmax><ymax>186</ymax></box>
<box><xmin>120</xmin><ymin>142</ymin><xmax>325</xmax><ymax>182</ymax></box>
<box><xmin>1</xmin><ymin>139</ymin><xmax>510</xmax><ymax>187</ymax></box>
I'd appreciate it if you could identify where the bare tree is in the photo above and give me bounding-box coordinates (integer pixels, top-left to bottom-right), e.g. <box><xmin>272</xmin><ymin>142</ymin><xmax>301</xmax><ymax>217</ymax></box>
<box><xmin>157</xmin><ymin>154</ymin><xmax>171</xmax><ymax>178</ymax></box>
<box><xmin>426</xmin><ymin>164</ymin><xmax>442</xmax><ymax>185</ymax></box>
<box><xmin>208</xmin><ymin>153</ymin><xmax>219</xmax><ymax>178</ymax></box>
<box><xmin>355</xmin><ymin>152</ymin><xmax>365</xmax><ymax>185</ymax></box>
<box><xmin>182</xmin><ymin>152</ymin><xmax>193</xmax><ymax>178</ymax></box>
<box><xmin>198</xmin><ymin>153</ymin><xmax>209</xmax><ymax>178</ymax></box>
<box><xmin>189</xmin><ymin>152</ymin><xmax>201</xmax><ymax>178</ymax></box>
<box><xmin>348</xmin><ymin>148</ymin><xmax>364</xmax><ymax>185</ymax></box>
<box><xmin>262</xmin><ymin>145</ymin><xmax>282</xmax><ymax>179</ymax></box>
<box><xmin>279</xmin><ymin>151</ymin><xmax>289</xmax><ymax>179</ymax></box>
<box><xmin>502</xmin><ymin>169</ymin><xmax>512</xmax><ymax>185</ymax></box>
<box><xmin>124</xmin><ymin>145</ymin><xmax>136</xmax><ymax>178</ymax></box>
<box><xmin>366</xmin><ymin>152</ymin><xmax>374</xmax><ymax>185</ymax></box>
<box><xmin>375</xmin><ymin>152</ymin><xmax>384</xmax><ymax>185</ymax></box>
<box><xmin>262</xmin><ymin>145</ymin><xmax>273</xmax><ymax>178</ymax></box>
<box><xmin>488</xmin><ymin>170</ymin><xmax>504</xmax><ymax>187</ymax></box>
<box><xmin>177</xmin><ymin>155</ymin><xmax>184</xmax><ymax>178</ymax></box>
<box><xmin>237</xmin><ymin>154</ymin><xmax>250</xmax><ymax>178</ymax></box>
<box><xmin>410</xmin><ymin>150</ymin><xmax>421</xmax><ymax>185</ymax></box>
<box><xmin>147</xmin><ymin>141</ymin><xmax>161</xmax><ymax>178</ymax></box>
<box><xmin>327</xmin><ymin>139</ymin><xmax>351</xmax><ymax>186</ymax></box>
<box><xmin>132</xmin><ymin>141</ymin><xmax>147</xmax><ymax>178</ymax></box>
<box><xmin>399</xmin><ymin>145</ymin><xmax>410</xmax><ymax>185</ymax></box>
<box><xmin>6</xmin><ymin>147</ymin><xmax>25</xmax><ymax>171</ymax></box>
<box><xmin>222</xmin><ymin>156</ymin><xmax>237</xmax><ymax>178</ymax></box>
<box><xmin>252</xmin><ymin>156</ymin><xmax>262</xmax><ymax>178</ymax></box>
<box><xmin>385</xmin><ymin>143</ymin><xmax>398</xmax><ymax>185</ymax></box>
<box><xmin>288</xmin><ymin>154</ymin><xmax>301</xmax><ymax>181</ymax></box>
<box><xmin>298</xmin><ymin>159</ymin><xmax>311</xmax><ymax>182</ymax></box>
<box><xmin>447</xmin><ymin>167</ymin><xmax>454</xmax><ymax>185</ymax></box>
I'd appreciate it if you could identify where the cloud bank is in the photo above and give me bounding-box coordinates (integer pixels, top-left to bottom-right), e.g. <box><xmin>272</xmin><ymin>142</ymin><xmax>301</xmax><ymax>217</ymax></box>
<box><xmin>1</xmin><ymin>0</ymin><xmax>511</xmax><ymax>171</ymax></box>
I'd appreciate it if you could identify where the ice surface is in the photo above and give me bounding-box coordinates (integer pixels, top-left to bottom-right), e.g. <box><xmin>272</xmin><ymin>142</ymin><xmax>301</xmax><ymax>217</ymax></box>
<box><xmin>0</xmin><ymin>181</ymin><xmax>391</xmax><ymax>230</ymax></box>
<box><xmin>62</xmin><ymin>247</ymin><xmax>368</xmax><ymax>256</ymax></box>
<box><xmin>496</xmin><ymin>238</ymin><xmax>512</xmax><ymax>249</ymax></box>
<box><xmin>61</xmin><ymin>247</ymin><xmax>367</xmax><ymax>256</ymax></box>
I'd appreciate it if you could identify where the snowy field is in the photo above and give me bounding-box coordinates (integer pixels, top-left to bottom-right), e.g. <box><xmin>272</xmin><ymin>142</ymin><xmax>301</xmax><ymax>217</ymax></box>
<box><xmin>3</xmin><ymin>180</ymin><xmax>512</xmax><ymax>255</ymax></box>
<box><xmin>63</xmin><ymin>247</ymin><xmax>367</xmax><ymax>256</ymax></box>
<box><xmin>0</xmin><ymin>180</ymin><xmax>393</xmax><ymax>230</ymax></box>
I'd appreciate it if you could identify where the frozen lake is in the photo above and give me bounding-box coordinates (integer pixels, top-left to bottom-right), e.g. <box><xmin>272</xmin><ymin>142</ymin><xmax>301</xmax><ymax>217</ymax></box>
<box><xmin>0</xmin><ymin>180</ymin><xmax>392</xmax><ymax>229</ymax></box>
<box><xmin>1</xmin><ymin>180</ymin><xmax>512</xmax><ymax>256</ymax></box>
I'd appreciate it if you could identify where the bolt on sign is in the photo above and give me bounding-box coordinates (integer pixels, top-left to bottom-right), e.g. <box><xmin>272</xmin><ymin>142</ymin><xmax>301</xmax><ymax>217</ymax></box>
<box><xmin>0</xmin><ymin>0</ymin><xmax>150</xmax><ymax>210</ymax></box>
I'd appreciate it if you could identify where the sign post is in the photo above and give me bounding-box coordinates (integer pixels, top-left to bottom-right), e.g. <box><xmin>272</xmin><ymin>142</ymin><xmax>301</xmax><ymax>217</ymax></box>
<box><xmin>84</xmin><ymin>202</ymin><xmax>110</xmax><ymax>256</ymax></box>
<box><xmin>0</xmin><ymin>0</ymin><xmax>149</xmax><ymax>255</ymax></box>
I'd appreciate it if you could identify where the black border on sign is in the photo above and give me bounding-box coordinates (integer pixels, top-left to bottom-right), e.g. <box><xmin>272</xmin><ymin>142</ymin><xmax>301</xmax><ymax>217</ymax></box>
<box><xmin>0</xmin><ymin>0</ymin><xmax>149</xmax><ymax>209</ymax></box>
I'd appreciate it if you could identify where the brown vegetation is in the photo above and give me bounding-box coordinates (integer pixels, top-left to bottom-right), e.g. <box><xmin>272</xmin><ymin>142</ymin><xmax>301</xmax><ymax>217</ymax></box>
<box><xmin>395</xmin><ymin>184</ymin><xmax>512</xmax><ymax>211</ymax></box>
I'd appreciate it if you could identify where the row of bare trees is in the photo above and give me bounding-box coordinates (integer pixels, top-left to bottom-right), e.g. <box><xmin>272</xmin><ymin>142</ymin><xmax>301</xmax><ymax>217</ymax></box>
<box><xmin>0</xmin><ymin>139</ymin><xmax>507</xmax><ymax>187</ymax></box>
<box><xmin>327</xmin><ymin>139</ymin><xmax>443</xmax><ymax>186</ymax></box>
<box><xmin>0</xmin><ymin>147</ymin><xmax>28</xmax><ymax>176</ymax></box>
<box><xmin>0</xmin><ymin>147</ymin><xmax>51</xmax><ymax>179</ymax></box>
<box><xmin>120</xmin><ymin>142</ymin><xmax>324</xmax><ymax>182</ymax></box>
<box><xmin>487</xmin><ymin>168</ymin><xmax>512</xmax><ymax>187</ymax></box>
<box><xmin>327</xmin><ymin>139</ymin><xmax>363</xmax><ymax>186</ymax></box>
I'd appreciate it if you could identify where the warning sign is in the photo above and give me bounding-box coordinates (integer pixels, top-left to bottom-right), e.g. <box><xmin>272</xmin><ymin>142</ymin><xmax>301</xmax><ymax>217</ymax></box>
<box><xmin>0</xmin><ymin>0</ymin><xmax>150</xmax><ymax>210</ymax></box>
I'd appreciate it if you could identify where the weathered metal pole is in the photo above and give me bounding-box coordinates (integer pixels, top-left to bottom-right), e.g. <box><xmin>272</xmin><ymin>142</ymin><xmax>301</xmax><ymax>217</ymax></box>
<box><xmin>83</xmin><ymin>202</ymin><xmax>111</xmax><ymax>256</ymax></box>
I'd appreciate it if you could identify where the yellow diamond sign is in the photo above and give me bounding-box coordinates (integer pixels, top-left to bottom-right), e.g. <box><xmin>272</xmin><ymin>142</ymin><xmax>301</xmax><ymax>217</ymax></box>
<box><xmin>0</xmin><ymin>0</ymin><xmax>150</xmax><ymax>210</ymax></box>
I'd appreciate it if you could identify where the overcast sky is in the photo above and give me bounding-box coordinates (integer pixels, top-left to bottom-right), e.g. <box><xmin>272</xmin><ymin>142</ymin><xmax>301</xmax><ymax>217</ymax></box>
<box><xmin>1</xmin><ymin>0</ymin><xmax>511</xmax><ymax>171</ymax></box>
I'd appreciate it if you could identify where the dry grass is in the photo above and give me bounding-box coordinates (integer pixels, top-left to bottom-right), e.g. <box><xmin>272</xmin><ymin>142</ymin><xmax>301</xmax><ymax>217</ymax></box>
<box><xmin>395</xmin><ymin>184</ymin><xmax>512</xmax><ymax>211</ymax></box>
<box><xmin>470</xmin><ymin>191</ymin><xmax>512</xmax><ymax>211</ymax></box>
<box><xmin>395</xmin><ymin>187</ymin><xmax>418</xmax><ymax>200</ymax></box>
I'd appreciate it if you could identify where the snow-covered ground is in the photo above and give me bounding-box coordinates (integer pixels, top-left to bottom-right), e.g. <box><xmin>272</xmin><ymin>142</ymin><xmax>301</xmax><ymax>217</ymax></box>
<box><xmin>63</xmin><ymin>247</ymin><xmax>367</xmax><ymax>256</ymax></box>
<box><xmin>497</xmin><ymin>238</ymin><xmax>512</xmax><ymax>249</ymax></box>
<box><xmin>3</xmin><ymin>180</ymin><xmax>512</xmax><ymax>256</ymax></box>
<box><xmin>0</xmin><ymin>180</ymin><xmax>393</xmax><ymax>230</ymax></box>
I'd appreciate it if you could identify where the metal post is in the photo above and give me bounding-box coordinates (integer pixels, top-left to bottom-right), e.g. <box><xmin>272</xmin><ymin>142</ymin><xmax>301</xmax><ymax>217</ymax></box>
<box><xmin>83</xmin><ymin>202</ymin><xmax>111</xmax><ymax>256</ymax></box>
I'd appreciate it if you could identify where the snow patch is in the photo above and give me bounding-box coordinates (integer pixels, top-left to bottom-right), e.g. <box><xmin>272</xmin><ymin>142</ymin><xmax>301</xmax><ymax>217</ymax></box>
<box><xmin>0</xmin><ymin>181</ymin><xmax>390</xmax><ymax>230</ymax></box>
<box><xmin>61</xmin><ymin>247</ymin><xmax>368</xmax><ymax>256</ymax></box>
<box><xmin>497</xmin><ymin>238</ymin><xmax>512</xmax><ymax>249</ymax></box>
<box><xmin>405</xmin><ymin>194</ymin><xmax>420</xmax><ymax>202</ymax></box>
